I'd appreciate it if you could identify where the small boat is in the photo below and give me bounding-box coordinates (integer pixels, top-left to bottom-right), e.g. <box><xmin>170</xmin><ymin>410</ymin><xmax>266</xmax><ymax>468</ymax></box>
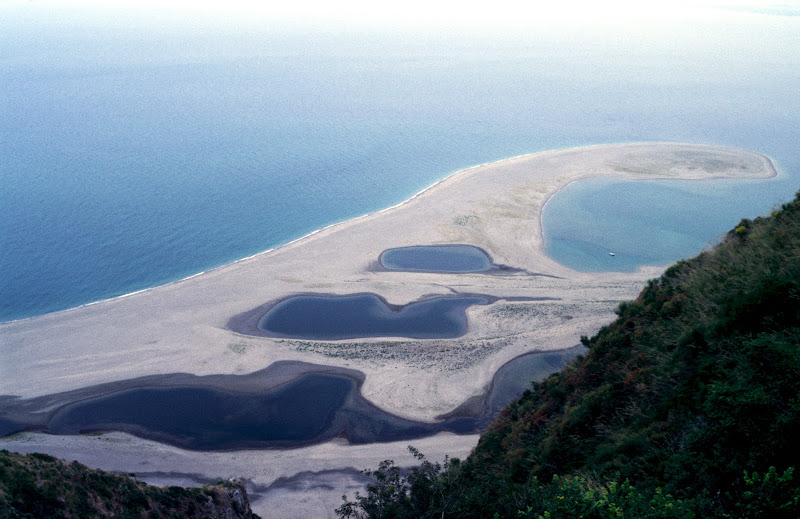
<box><xmin>609</xmin><ymin>252</ymin><xmax>615</xmax><ymax>256</ymax></box>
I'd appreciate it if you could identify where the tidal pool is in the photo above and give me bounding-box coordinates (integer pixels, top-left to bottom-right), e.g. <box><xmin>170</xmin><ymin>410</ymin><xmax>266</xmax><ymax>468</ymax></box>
<box><xmin>0</xmin><ymin>418</ymin><xmax>25</xmax><ymax>438</ymax></box>
<box><xmin>379</xmin><ymin>245</ymin><xmax>493</xmax><ymax>272</ymax></box>
<box><xmin>258</xmin><ymin>294</ymin><xmax>487</xmax><ymax>340</ymax></box>
<box><xmin>486</xmin><ymin>346</ymin><xmax>586</xmax><ymax>416</ymax></box>
<box><xmin>437</xmin><ymin>345</ymin><xmax>587</xmax><ymax>426</ymax></box>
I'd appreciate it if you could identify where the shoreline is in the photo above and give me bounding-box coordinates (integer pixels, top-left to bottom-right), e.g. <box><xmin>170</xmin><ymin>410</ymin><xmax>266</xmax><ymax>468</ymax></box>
<box><xmin>1</xmin><ymin>143</ymin><xmax>777</xmax><ymax>414</ymax></box>
<box><xmin>2</xmin><ymin>143</ymin><xmax>777</xmax><ymax>326</ymax></box>
<box><xmin>0</xmin><ymin>152</ymin><xmax>525</xmax><ymax>326</ymax></box>
<box><xmin>0</xmin><ymin>429</ymin><xmax>482</xmax><ymax>518</ymax></box>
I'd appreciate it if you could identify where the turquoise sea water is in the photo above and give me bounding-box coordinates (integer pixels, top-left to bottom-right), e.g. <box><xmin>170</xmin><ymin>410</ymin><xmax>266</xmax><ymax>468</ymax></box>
<box><xmin>1</xmin><ymin>6</ymin><xmax>799</xmax><ymax>322</ymax></box>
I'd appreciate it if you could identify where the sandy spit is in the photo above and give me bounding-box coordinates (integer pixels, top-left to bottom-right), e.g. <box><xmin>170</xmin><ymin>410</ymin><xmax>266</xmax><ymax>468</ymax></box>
<box><xmin>0</xmin><ymin>142</ymin><xmax>776</xmax><ymax>517</ymax></box>
<box><xmin>0</xmin><ymin>142</ymin><xmax>775</xmax><ymax>418</ymax></box>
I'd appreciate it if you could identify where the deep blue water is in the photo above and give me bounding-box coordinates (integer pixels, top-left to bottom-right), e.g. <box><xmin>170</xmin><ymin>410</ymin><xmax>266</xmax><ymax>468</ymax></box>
<box><xmin>379</xmin><ymin>245</ymin><xmax>493</xmax><ymax>272</ymax></box>
<box><xmin>44</xmin><ymin>373</ymin><xmax>461</xmax><ymax>449</ymax></box>
<box><xmin>1</xmin><ymin>6</ymin><xmax>799</xmax><ymax>322</ymax></box>
<box><xmin>259</xmin><ymin>294</ymin><xmax>486</xmax><ymax>340</ymax></box>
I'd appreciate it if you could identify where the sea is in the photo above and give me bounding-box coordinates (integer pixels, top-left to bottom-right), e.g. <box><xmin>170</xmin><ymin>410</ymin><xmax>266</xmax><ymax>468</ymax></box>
<box><xmin>2</xmin><ymin>5</ymin><xmax>799</xmax><ymax>323</ymax></box>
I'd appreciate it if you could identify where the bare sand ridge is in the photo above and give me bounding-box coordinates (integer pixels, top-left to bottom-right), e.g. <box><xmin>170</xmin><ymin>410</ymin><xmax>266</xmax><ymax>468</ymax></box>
<box><xmin>0</xmin><ymin>142</ymin><xmax>777</xmax><ymax>518</ymax></box>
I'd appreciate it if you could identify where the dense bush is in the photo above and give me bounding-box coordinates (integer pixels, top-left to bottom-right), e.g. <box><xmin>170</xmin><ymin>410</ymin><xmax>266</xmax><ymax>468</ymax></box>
<box><xmin>339</xmin><ymin>191</ymin><xmax>800</xmax><ymax>518</ymax></box>
<box><xmin>0</xmin><ymin>450</ymin><xmax>260</xmax><ymax>519</ymax></box>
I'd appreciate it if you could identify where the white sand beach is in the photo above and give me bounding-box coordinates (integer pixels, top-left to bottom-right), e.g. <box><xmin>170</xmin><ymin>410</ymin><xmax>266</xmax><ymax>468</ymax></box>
<box><xmin>0</xmin><ymin>142</ymin><xmax>777</xmax><ymax>517</ymax></box>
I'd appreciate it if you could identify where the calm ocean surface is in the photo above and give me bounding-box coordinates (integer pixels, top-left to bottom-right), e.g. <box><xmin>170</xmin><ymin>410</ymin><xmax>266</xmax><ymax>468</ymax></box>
<box><xmin>1</xmin><ymin>6</ymin><xmax>799</xmax><ymax>322</ymax></box>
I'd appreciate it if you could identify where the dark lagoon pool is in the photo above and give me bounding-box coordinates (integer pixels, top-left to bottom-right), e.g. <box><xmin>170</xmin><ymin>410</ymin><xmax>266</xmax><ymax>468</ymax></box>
<box><xmin>436</xmin><ymin>345</ymin><xmax>586</xmax><ymax>426</ymax></box>
<box><xmin>486</xmin><ymin>346</ymin><xmax>586</xmax><ymax>416</ymax></box>
<box><xmin>0</xmin><ymin>418</ymin><xmax>25</xmax><ymax>438</ymax></box>
<box><xmin>258</xmin><ymin>294</ymin><xmax>487</xmax><ymax>340</ymax></box>
<box><xmin>43</xmin><ymin>373</ymin><xmax>470</xmax><ymax>450</ymax></box>
<box><xmin>3</xmin><ymin>348</ymin><xmax>585</xmax><ymax>450</ymax></box>
<box><xmin>379</xmin><ymin>245</ymin><xmax>493</xmax><ymax>273</ymax></box>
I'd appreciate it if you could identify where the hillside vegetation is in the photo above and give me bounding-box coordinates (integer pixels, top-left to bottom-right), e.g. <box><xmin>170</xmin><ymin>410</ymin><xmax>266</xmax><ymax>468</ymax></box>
<box><xmin>0</xmin><ymin>450</ymin><xmax>260</xmax><ymax>519</ymax></box>
<box><xmin>338</xmin><ymin>191</ymin><xmax>800</xmax><ymax>518</ymax></box>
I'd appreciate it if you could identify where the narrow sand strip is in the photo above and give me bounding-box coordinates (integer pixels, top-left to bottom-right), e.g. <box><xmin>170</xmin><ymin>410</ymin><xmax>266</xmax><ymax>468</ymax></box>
<box><xmin>1</xmin><ymin>142</ymin><xmax>775</xmax><ymax>421</ymax></box>
<box><xmin>0</xmin><ymin>142</ymin><xmax>777</xmax><ymax>518</ymax></box>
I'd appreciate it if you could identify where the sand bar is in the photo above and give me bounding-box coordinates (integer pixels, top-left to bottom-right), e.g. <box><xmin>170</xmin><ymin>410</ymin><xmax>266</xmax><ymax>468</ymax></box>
<box><xmin>1</xmin><ymin>142</ymin><xmax>776</xmax><ymax>419</ymax></box>
<box><xmin>0</xmin><ymin>142</ymin><xmax>777</xmax><ymax>517</ymax></box>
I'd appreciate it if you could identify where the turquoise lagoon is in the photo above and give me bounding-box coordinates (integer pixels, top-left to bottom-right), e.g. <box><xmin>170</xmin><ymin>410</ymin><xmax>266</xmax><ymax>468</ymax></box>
<box><xmin>542</xmin><ymin>176</ymin><xmax>790</xmax><ymax>272</ymax></box>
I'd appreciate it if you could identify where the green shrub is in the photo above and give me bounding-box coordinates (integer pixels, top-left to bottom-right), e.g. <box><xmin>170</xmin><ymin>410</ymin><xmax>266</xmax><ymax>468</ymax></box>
<box><xmin>339</xmin><ymin>190</ymin><xmax>800</xmax><ymax>519</ymax></box>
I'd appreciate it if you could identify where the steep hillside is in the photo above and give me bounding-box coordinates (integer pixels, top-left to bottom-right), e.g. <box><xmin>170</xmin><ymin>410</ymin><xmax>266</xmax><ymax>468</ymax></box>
<box><xmin>338</xmin><ymin>191</ymin><xmax>800</xmax><ymax>518</ymax></box>
<box><xmin>0</xmin><ymin>450</ymin><xmax>260</xmax><ymax>519</ymax></box>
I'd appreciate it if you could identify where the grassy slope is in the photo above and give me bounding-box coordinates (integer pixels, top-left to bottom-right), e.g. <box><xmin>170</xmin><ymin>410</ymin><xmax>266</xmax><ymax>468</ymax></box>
<box><xmin>0</xmin><ymin>450</ymin><xmax>260</xmax><ymax>519</ymax></box>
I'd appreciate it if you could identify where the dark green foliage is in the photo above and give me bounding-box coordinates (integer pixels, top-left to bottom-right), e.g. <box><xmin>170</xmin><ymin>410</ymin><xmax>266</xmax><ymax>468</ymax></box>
<box><xmin>336</xmin><ymin>447</ymin><xmax>465</xmax><ymax>519</ymax></box>
<box><xmin>0</xmin><ymin>450</ymin><xmax>260</xmax><ymax>519</ymax></box>
<box><xmin>339</xmin><ymin>190</ymin><xmax>800</xmax><ymax>518</ymax></box>
<box><xmin>338</xmin><ymin>455</ymin><xmax>696</xmax><ymax>519</ymax></box>
<box><xmin>729</xmin><ymin>466</ymin><xmax>800</xmax><ymax>519</ymax></box>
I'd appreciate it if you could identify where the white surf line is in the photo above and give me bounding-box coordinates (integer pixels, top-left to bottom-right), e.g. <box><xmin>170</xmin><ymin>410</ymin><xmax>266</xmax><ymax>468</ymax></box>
<box><xmin>5</xmin><ymin>143</ymin><xmax>776</xmax><ymax>325</ymax></box>
<box><xmin>3</xmin><ymin>151</ymin><xmax>561</xmax><ymax>325</ymax></box>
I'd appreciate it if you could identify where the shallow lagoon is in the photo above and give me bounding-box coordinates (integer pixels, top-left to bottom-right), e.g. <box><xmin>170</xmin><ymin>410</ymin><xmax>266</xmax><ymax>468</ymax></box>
<box><xmin>258</xmin><ymin>294</ymin><xmax>487</xmax><ymax>340</ymax></box>
<box><xmin>19</xmin><ymin>347</ymin><xmax>586</xmax><ymax>450</ymax></box>
<box><xmin>542</xmin><ymin>177</ymin><xmax>787</xmax><ymax>272</ymax></box>
<box><xmin>379</xmin><ymin>245</ymin><xmax>493</xmax><ymax>272</ymax></box>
